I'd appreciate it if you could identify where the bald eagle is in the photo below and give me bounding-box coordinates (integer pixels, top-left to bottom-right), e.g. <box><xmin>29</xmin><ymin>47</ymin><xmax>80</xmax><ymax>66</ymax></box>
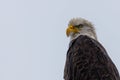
<box><xmin>64</xmin><ymin>18</ymin><xmax>120</xmax><ymax>80</ymax></box>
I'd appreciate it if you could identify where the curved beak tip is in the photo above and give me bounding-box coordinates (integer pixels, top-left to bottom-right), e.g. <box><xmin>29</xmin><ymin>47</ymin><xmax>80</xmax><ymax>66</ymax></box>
<box><xmin>66</xmin><ymin>28</ymin><xmax>70</xmax><ymax>37</ymax></box>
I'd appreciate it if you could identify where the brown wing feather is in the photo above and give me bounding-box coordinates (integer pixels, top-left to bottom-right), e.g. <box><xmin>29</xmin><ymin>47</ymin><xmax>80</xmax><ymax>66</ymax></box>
<box><xmin>64</xmin><ymin>35</ymin><xmax>120</xmax><ymax>80</ymax></box>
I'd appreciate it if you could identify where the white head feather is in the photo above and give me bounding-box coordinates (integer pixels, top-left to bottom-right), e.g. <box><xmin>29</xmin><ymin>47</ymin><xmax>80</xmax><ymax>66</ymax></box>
<box><xmin>68</xmin><ymin>17</ymin><xmax>97</xmax><ymax>41</ymax></box>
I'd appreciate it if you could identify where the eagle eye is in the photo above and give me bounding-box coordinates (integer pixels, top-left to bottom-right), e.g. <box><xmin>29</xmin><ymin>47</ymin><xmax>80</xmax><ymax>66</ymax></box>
<box><xmin>75</xmin><ymin>24</ymin><xmax>83</xmax><ymax>28</ymax></box>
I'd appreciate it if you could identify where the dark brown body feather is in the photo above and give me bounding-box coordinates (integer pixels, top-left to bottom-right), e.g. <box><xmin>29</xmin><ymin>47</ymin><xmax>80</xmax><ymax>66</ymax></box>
<box><xmin>64</xmin><ymin>35</ymin><xmax>120</xmax><ymax>80</ymax></box>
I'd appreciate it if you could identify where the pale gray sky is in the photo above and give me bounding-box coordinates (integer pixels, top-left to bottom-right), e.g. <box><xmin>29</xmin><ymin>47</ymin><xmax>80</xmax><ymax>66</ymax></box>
<box><xmin>0</xmin><ymin>0</ymin><xmax>120</xmax><ymax>80</ymax></box>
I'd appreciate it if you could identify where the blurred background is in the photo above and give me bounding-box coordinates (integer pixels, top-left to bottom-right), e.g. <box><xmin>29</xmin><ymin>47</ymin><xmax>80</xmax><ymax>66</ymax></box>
<box><xmin>0</xmin><ymin>0</ymin><xmax>120</xmax><ymax>80</ymax></box>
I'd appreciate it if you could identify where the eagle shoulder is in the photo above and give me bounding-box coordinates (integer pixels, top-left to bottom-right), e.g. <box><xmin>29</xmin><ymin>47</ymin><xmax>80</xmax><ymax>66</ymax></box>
<box><xmin>64</xmin><ymin>35</ymin><xmax>120</xmax><ymax>80</ymax></box>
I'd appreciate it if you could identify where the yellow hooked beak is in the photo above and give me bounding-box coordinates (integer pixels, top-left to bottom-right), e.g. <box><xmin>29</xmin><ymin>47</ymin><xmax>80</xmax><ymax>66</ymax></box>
<box><xmin>66</xmin><ymin>25</ymin><xmax>79</xmax><ymax>37</ymax></box>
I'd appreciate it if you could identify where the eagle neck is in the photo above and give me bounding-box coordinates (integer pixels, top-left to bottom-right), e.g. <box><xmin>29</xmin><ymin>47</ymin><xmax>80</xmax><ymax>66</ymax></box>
<box><xmin>70</xmin><ymin>31</ymin><xmax>97</xmax><ymax>41</ymax></box>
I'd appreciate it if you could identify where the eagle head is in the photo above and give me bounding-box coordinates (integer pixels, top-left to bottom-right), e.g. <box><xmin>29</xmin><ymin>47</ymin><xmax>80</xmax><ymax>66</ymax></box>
<box><xmin>66</xmin><ymin>17</ymin><xmax>97</xmax><ymax>41</ymax></box>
